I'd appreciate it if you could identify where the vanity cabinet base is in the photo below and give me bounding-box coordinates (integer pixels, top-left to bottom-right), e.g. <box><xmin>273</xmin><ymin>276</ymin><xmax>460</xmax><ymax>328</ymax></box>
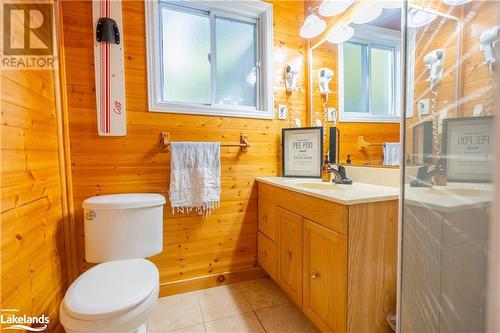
<box><xmin>257</xmin><ymin>182</ymin><xmax>398</xmax><ymax>333</ymax></box>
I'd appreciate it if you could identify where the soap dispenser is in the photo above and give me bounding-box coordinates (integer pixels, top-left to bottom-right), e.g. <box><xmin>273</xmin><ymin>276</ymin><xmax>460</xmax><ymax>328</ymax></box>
<box><xmin>322</xmin><ymin>155</ymin><xmax>332</xmax><ymax>182</ymax></box>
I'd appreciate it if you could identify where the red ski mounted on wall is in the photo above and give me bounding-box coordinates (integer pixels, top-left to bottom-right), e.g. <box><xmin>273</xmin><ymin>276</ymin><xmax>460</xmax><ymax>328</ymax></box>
<box><xmin>93</xmin><ymin>0</ymin><xmax>126</xmax><ymax>136</ymax></box>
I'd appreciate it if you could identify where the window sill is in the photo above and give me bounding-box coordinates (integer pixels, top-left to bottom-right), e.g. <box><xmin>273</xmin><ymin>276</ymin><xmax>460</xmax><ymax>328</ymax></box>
<box><xmin>149</xmin><ymin>103</ymin><xmax>274</xmax><ymax>120</ymax></box>
<box><xmin>339</xmin><ymin>115</ymin><xmax>401</xmax><ymax>123</ymax></box>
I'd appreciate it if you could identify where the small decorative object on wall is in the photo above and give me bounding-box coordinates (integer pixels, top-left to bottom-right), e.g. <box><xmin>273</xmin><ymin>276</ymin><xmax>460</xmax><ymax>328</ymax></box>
<box><xmin>93</xmin><ymin>0</ymin><xmax>126</xmax><ymax>136</ymax></box>
<box><xmin>442</xmin><ymin>116</ymin><xmax>493</xmax><ymax>182</ymax></box>
<box><xmin>282</xmin><ymin>127</ymin><xmax>323</xmax><ymax>178</ymax></box>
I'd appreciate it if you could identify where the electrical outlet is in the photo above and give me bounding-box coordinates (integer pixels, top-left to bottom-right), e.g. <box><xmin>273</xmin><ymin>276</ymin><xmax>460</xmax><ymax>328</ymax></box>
<box><xmin>327</xmin><ymin>108</ymin><xmax>337</xmax><ymax>122</ymax></box>
<box><xmin>277</xmin><ymin>104</ymin><xmax>287</xmax><ymax>120</ymax></box>
<box><xmin>418</xmin><ymin>99</ymin><xmax>430</xmax><ymax>115</ymax></box>
<box><xmin>473</xmin><ymin>104</ymin><xmax>484</xmax><ymax>116</ymax></box>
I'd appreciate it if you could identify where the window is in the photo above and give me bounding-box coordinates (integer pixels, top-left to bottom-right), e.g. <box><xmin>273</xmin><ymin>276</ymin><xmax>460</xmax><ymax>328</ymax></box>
<box><xmin>339</xmin><ymin>25</ymin><xmax>401</xmax><ymax>122</ymax></box>
<box><xmin>146</xmin><ymin>1</ymin><xmax>273</xmax><ymax>119</ymax></box>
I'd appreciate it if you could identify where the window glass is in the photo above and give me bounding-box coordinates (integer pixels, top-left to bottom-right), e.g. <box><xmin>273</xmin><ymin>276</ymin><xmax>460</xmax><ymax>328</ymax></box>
<box><xmin>343</xmin><ymin>42</ymin><xmax>367</xmax><ymax>113</ymax></box>
<box><xmin>215</xmin><ymin>17</ymin><xmax>257</xmax><ymax>107</ymax></box>
<box><xmin>370</xmin><ymin>46</ymin><xmax>393</xmax><ymax>115</ymax></box>
<box><xmin>161</xmin><ymin>7</ymin><xmax>211</xmax><ymax>104</ymax></box>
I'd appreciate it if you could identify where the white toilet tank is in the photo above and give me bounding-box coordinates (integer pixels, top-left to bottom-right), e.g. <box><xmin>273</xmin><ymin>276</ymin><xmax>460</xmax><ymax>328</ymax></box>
<box><xmin>83</xmin><ymin>193</ymin><xmax>166</xmax><ymax>263</ymax></box>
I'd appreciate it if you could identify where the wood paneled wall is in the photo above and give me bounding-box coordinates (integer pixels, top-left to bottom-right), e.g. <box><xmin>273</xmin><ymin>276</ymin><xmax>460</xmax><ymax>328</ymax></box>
<box><xmin>61</xmin><ymin>0</ymin><xmax>307</xmax><ymax>294</ymax></box>
<box><xmin>1</xmin><ymin>14</ymin><xmax>67</xmax><ymax>333</ymax></box>
<box><xmin>311</xmin><ymin>40</ymin><xmax>400</xmax><ymax>166</ymax></box>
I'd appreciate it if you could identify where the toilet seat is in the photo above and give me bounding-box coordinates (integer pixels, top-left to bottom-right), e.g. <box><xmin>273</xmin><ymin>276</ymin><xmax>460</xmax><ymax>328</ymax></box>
<box><xmin>60</xmin><ymin>259</ymin><xmax>159</xmax><ymax>333</ymax></box>
<box><xmin>64</xmin><ymin>258</ymin><xmax>159</xmax><ymax>320</ymax></box>
<box><xmin>60</xmin><ymin>284</ymin><xmax>158</xmax><ymax>333</ymax></box>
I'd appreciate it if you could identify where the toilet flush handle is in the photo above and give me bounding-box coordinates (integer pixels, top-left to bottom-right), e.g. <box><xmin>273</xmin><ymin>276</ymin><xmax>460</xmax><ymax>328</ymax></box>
<box><xmin>85</xmin><ymin>210</ymin><xmax>96</xmax><ymax>221</ymax></box>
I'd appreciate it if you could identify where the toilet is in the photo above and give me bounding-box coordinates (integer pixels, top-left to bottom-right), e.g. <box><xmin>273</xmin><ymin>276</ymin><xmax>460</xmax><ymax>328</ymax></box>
<box><xmin>60</xmin><ymin>193</ymin><xmax>166</xmax><ymax>333</ymax></box>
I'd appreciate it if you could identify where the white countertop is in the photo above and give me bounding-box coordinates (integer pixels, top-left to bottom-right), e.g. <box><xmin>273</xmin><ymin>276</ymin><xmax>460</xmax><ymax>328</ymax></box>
<box><xmin>256</xmin><ymin>177</ymin><xmax>399</xmax><ymax>205</ymax></box>
<box><xmin>404</xmin><ymin>182</ymin><xmax>494</xmax><ymax>212</ymax></box>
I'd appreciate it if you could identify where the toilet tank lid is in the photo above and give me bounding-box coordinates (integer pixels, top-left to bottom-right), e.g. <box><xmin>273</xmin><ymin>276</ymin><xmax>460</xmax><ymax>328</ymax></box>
<box><xmin>83</xmin><ymin>193</ymin><xmax>166</xmax><ymax>210</ymax></box>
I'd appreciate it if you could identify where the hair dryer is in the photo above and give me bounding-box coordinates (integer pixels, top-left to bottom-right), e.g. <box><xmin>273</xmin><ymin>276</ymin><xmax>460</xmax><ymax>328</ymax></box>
<box><xmin>318</xmin><ymin>68</ymin><xmax>334</xmax><ymax>95</ymax></box>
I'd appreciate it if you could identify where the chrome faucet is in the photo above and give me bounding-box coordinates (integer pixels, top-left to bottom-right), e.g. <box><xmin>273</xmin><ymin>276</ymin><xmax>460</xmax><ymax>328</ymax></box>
<box><xmin>410</xmin><ymin>160</ymin><xmax>447</xmax><ymax>187</ymax></box>
<box><xmin>327</xmin><ymin>164</ymin><xmax>353</xmax><ymax>185</ymax></box>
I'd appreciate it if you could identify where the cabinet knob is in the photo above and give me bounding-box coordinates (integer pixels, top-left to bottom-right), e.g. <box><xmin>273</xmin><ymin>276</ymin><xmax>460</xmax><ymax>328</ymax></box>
<box><xmin>286</xmin><ymin>251</ymin><xmax>292</xmax><ymax>259</ymax></box>
<box><xmin>261</xmin><ymin>251</ymin><xmax>267</xmax><ymax>257</ymax></box>
<box><xmin>262</xmin><ymin>215</ymin><xmax>267</xmax><ymax>222</ymax></box>
<box><xmin>311</xmin><ymin>272</ymin><xmax>320</xmax><ymax>280</ymax></box>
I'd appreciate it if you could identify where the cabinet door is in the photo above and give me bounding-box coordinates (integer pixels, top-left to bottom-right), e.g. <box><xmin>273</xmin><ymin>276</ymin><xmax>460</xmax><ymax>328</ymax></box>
<box><xmin>258</xmin><ymin>199</ymin><xmax>277</xmax><ymax>241</ymax></box>
<box><xmin>258</xmin><ymin>231</ymin><xmax>277</xmax><ymax>280</ymax></box>
<box><xmin>303</xmin><ymin>219</ymin><xmax>347</xmax><ymax>333</ymax></box>
<box><xmin>277</xmin><ymin>206</ymin><xmax>303</xmax><ymax>307</ymax></box>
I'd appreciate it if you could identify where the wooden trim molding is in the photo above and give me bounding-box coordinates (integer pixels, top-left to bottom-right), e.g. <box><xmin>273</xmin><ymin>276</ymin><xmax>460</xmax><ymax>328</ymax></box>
<box><xmin>55</xmin><ymin>0</ymin><xmax>79</xmax><ymax>283</ymax></box>
<box><xmin>158</xmin><ymin>267</ymin><xmax>267</xmax><ymax>297</ymax></box>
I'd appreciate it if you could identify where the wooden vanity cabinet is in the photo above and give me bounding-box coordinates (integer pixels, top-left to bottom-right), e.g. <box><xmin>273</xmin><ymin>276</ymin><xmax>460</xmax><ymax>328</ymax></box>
<box><xmin>257</xmin><ymin>182</ymin><xmax>398</xmax><ymax>333</ymax></box>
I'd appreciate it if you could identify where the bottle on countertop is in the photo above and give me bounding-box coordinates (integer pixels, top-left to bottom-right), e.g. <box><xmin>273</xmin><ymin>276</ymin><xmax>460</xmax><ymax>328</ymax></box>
<box><xmin>322</xmin><ymin>154</ymin><xmax>332</xmax><ymax>182</ymax></box>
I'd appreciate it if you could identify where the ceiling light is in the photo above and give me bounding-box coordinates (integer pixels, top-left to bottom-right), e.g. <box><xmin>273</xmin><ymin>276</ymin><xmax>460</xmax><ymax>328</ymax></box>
<box><xmin>327</xmin><ymin>25</ymin><xmax>354</xmax><ymax>44</ymax></box>
<box><xmin>378</xmin><ymin>0</ymin><xmax>402</xmax><ymax>9</ymax></box>
<box><xmin>442</xmin><ymin>0</ymin><xmax>472</xmax><ymax>5</ymax></box>
<box><xmin>300</xmin><ymin>13</ymin><xmax>327</xmax><ymax>39</ymax></box>
<box><xmin>407</xmin><ymin>8</ymin><xmax>437</xmax><ymax>28</ymax></box>
<box><xmin>319</xmin><ymin>0</ymin><xmax>355</xmax><ymax>17</ymax></box>
<box><xmin>352</xmin><ymin>2</ymin><xmax>383</xmax><ymax>24</ymax></box>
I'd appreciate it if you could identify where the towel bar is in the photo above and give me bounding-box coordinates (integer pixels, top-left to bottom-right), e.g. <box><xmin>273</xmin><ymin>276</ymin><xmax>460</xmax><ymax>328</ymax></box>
<box><xmin>357</xmin><ymin>136</ymin><xmax>386</xmax><ymax>150</ymax></box>
<box><xmin>160</xmin><ymin>132</ymin><xmax>250</xmax><ymax>152</ymax></box>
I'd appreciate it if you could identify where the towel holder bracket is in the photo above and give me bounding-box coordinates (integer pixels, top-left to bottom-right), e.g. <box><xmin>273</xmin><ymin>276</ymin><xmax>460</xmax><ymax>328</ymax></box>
<box><xmin>160</xmin><ymin>132</ymin><xmax>250</xmax><ymax>153</ymax></box>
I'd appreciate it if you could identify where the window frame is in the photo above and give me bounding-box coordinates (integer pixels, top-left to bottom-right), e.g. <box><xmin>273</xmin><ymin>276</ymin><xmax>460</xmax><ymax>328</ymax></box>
<box><xmin>146</xmin><ymin>0</ymin><xmax>274</xmax><ymax>119</ymax></box>
<box><xmin>338</xmin><ymin>25</ymin><xmax>401</xmax><ymax>123</ymax></box>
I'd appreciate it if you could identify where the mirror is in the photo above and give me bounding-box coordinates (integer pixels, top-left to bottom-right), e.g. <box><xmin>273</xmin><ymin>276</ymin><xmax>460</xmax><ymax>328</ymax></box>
<box><xmin>404</xmin><ymin>5</ymin><xmax>461</xmax><ymax>166</ymax></box>
<box><xmin>308</xmin><ymin>7</ymin><xmax>402</xmax><ymax>167</ymax></box>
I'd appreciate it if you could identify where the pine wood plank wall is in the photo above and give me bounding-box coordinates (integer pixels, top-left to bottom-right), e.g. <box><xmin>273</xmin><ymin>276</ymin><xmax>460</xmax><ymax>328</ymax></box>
<box><xmin>1</xmin><ymin>8</ymin><xmax>67</xmax><ymax>331</ymax></box>
<box><xmin>311</xmin><ymin>40</ymin><xmax>400</xmax><ymax>165</ymax></box>
<box><xmin>61</xmin><ymin>0</ymin><xmax>307</xmax><ymax>294</ymax></box>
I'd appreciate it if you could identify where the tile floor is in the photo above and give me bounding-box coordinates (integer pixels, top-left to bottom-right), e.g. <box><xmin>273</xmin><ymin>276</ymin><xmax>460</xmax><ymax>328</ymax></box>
<box><xmin>147</xmin><ymin>278</ymin><xmax>318</xmax><ymax>333</ymax></box>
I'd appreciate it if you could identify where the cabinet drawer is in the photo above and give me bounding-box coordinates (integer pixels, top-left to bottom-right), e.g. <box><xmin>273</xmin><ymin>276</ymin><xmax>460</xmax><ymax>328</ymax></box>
<box><xmin>258</xmin><ymin>231</ymin><xmax>277</xmax><ymax>280</ymax></box>
<box><xmin>258</xmin><ymin>199</ymin><xmax>277</xmax><ymax>241</ymax></box>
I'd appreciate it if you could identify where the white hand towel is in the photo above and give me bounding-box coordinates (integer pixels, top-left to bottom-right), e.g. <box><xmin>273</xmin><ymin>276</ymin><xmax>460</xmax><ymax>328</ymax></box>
<box><xmin>383</xmin><ymin>142</ymin><xmax>400</xmax><ymax>166</ymax></box>
<box><xmin>169</xmin><ymin>142</ymin><xmax>221</xmax><ymax>216</ymax></box>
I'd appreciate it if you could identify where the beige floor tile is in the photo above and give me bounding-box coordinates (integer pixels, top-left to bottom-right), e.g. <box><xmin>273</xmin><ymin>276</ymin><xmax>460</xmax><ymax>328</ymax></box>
<box><xmin>256</xmin><ymin>303</ymin><xmax>318</xmax><ymax>333</ymax></box>
<box><xmin>168</xmin><ymin>323</ymin><xmax>206</xmax><ymax>333</ymax></box>
<box><xmin>205</xmin><ymin>312</ymin><xmax>265</xmax><ymax>333</ymax></box>
<box><xmin>234</xmin><ymin>278</ymin><xmax>289</xmax><ymax>310</ymax></box>
<box><xmin>197</xmin><ymin>285</ymin><xmax>252</xmax><ymax>321</ymax></box>
<box><xmin>148</xmin><ymin>293</ymin><xmax>204</xmax><ymax>332</ymax></box>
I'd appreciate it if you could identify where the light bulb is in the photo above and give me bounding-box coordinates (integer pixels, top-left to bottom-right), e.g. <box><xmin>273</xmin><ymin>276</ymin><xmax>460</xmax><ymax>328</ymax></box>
<box><xmin>327</xmin><ymin>25</ymin><xmax>354</xmax><ymax>44</ymax></box>
<box><xmin>407</xmin><ymin>8</ymin><xmax>437</xmax><ymax>28</ymax></box>
<box><xmin>377</xmin><ymin>0</ymin><xmax>402</xmax><ymax>9</ymax></box>
<box><xmin>352</xmin><ymin>2</ymin><xmax>383</xmax><ymax>24</ymax></box>
<box><xmin>319</xmin><ymin>0</ymin><xmax>355</xmax><ymax>17</ymax></box>
<box><xmin>300</xmin><ymin>13</ymin><xmax>327</xmax><ymax>39</ymax></box>
<box><xmin>442</xmin><ymin>0</ymin><xmax>472</xmax><ymax>5</ymax></box>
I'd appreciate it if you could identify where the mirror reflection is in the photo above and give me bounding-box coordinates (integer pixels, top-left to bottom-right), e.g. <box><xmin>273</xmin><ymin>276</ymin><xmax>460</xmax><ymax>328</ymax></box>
<box><xmin>309</xmin><ymin>7</ymin><xmax>402</xmax><ymax>167</ymax></box>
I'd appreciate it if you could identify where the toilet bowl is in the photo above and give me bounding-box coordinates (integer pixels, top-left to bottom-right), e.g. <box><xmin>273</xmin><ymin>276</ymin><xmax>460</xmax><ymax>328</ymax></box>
<box><xmin>60</xmin><ymin>194</ymin><xmax>166</xmax><ymax>333</ymax></box>
<box><xmin>60</xmin><ymin>259</ymin><xmax>159</xmax><ymax>333</ymax></box>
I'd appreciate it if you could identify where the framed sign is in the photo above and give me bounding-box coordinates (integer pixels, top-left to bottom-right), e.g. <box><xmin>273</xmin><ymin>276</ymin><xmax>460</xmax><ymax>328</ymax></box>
<box><xmin>282</xmin><ymin>127</ymin><xmax>323</xmax><ymax>178</ymax></box>
<box><xmin>442</xmin><ymin>116</ymin><xmax>493</xmax><ymax>182</ymax></box>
